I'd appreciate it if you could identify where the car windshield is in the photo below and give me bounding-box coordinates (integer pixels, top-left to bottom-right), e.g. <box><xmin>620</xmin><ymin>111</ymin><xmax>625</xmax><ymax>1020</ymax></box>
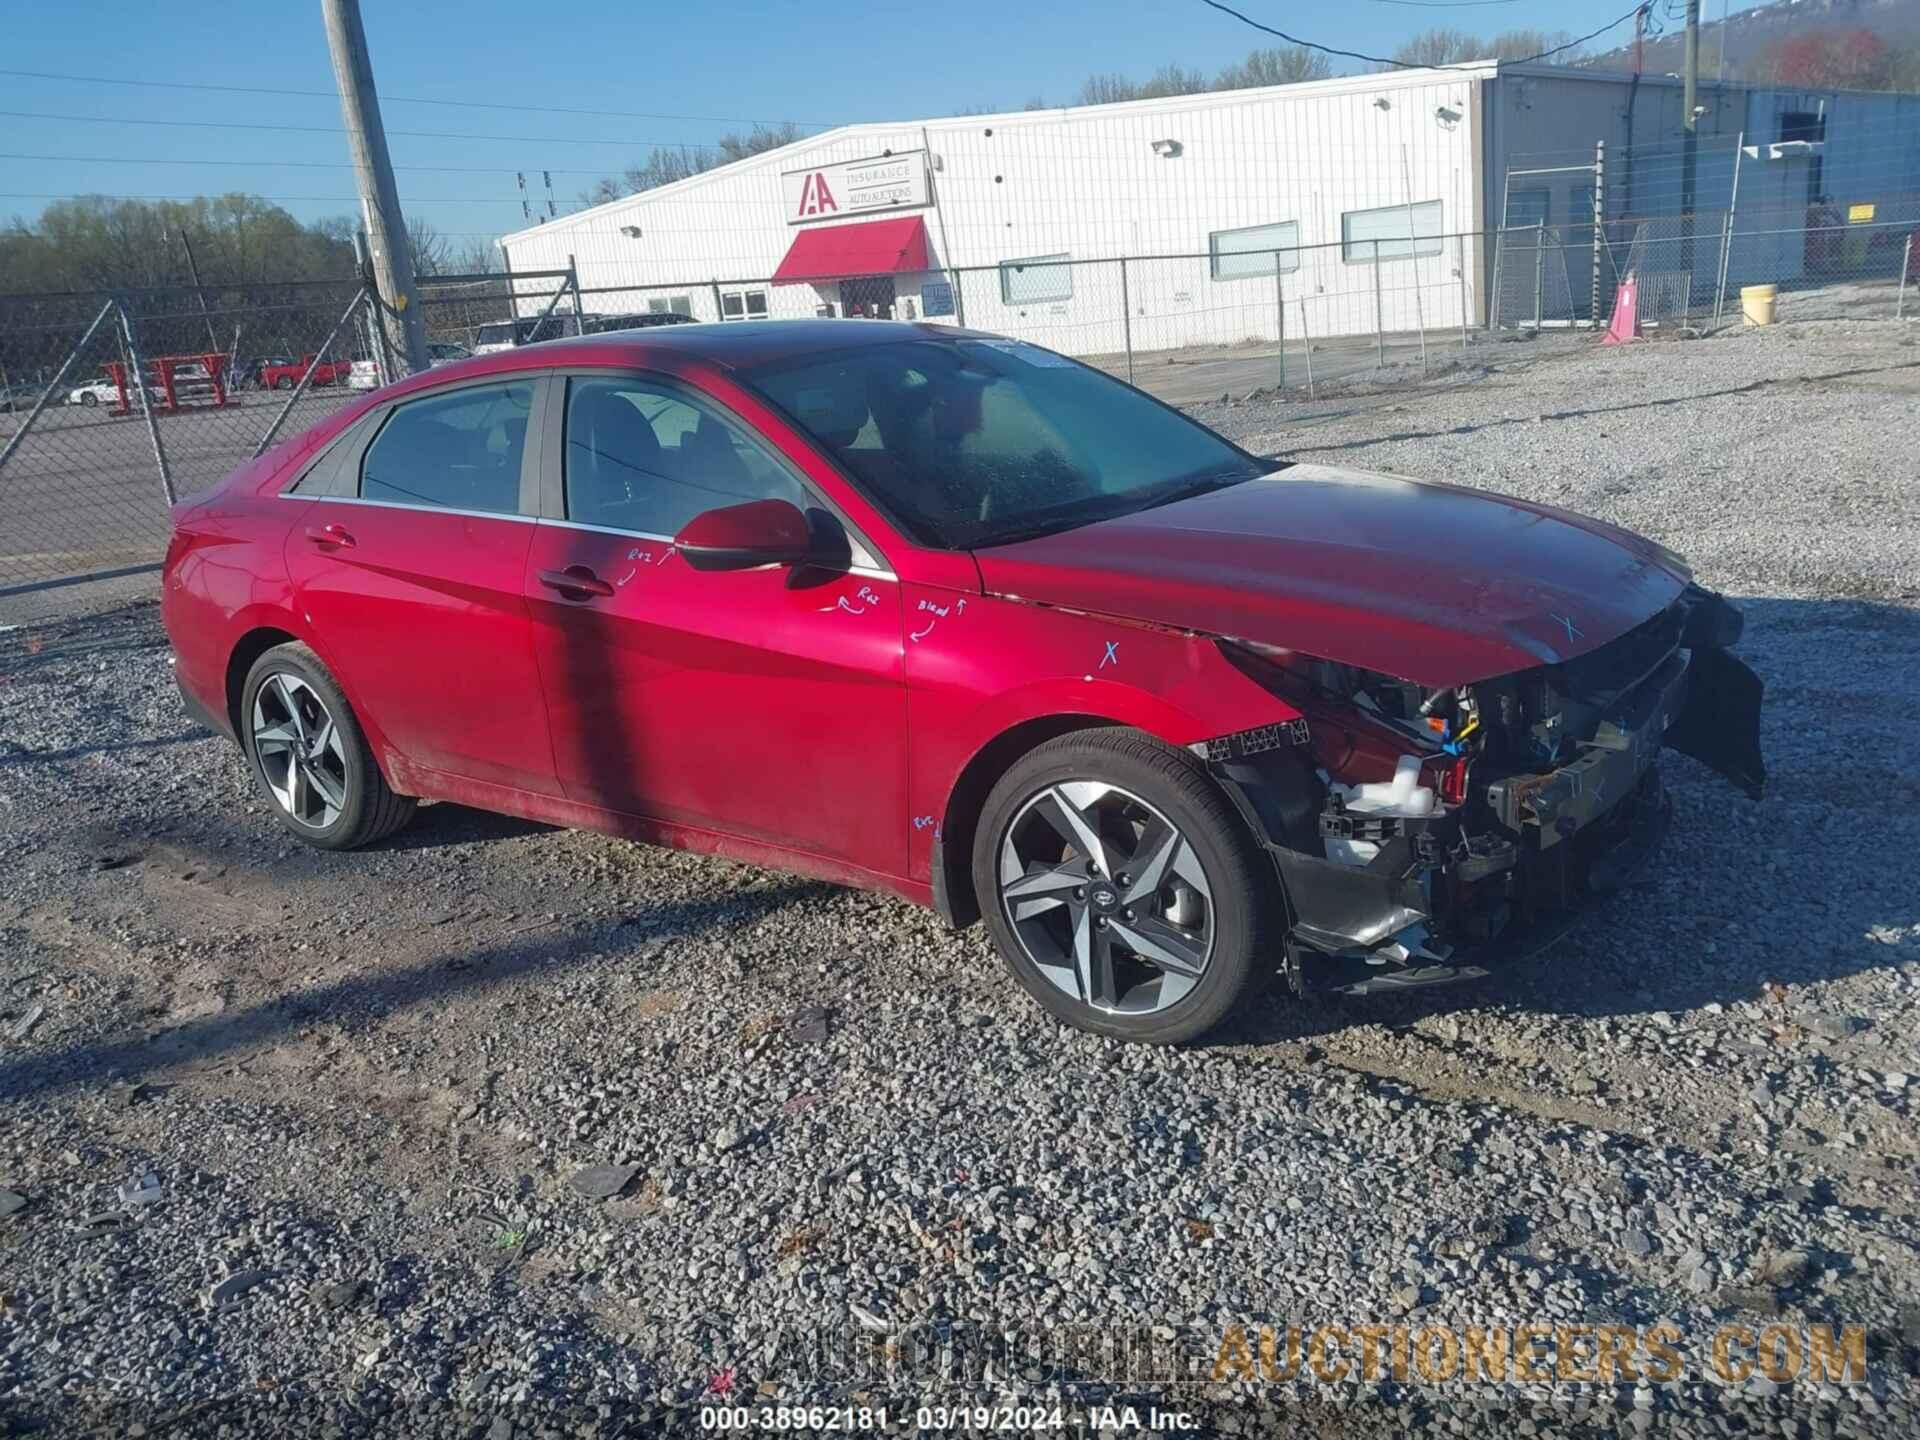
<box><xmin>744</xmin><ymin>337</ymin><xmax>1268</xmax><ymax>549</ymax></box>
<box><xmin>474</xmin><ymin>324</ymin><xmax>514</xmax><ymax>346</ymax></box>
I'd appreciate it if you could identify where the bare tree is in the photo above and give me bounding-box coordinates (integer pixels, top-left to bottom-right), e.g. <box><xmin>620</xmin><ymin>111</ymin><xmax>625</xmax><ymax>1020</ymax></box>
<box><xmin>406</xmin><ymin>215</ymin><xmax>450</xmax><ymax>277</ymax></box>
<box><xmin>449</xmin><ymin>238</ymin><xmax>501</xmax><ymax>276</ymax></box>
<box><xmin>1078</xmin><ymin>72</ymin><xmax>1141</xmax><ymax>105</ymax></box>
<box><xmin>1216</xmin><ymin>46</ymin><xmax>1332</xmax><ymax>89</ymax></box>
<box><xmin>583</xmin><ymin>123</ymin><xmax>806</xmax><ymax>204</ymax></box>
<box><xmin>1077</xmin><ymin>63</ymin><xmax>1209</xmax><ymax>105</ymax></box>
<box><xmin>1390</xmin><ymin>26</ymin><xmax>1576</xmax><ymax>68</ymax></box>
<box><xmin>1391</xmin><ymin>28</ymin><xmax>1485</xmax><ymax>66</ymax></box>
<box><xmin>716</xmin><ymin>123</ymin><xmax>804</xmax><ymax>164</ymax></box>
<box><xmin>1079</xmin><ymin>47</ymin><xmax>1329</xmax><ymax>107</ymax></box>
<box><xmin>1486</xmin><ymin>29</ymin><xmax>1576</xmax><ymax>61</ymax></box>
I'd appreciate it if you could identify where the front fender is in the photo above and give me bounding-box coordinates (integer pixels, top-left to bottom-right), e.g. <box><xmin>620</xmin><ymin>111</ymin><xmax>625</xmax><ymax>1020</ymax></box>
<box><xmin>903</xmin><ymin>585</ymin><xmax>1301</xmax><ymax>886</ymax></box>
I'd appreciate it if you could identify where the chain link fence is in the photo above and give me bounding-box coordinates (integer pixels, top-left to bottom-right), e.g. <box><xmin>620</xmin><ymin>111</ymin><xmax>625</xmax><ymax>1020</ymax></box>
<box><xmin>1492</xmin><ymin>131</ymin><xmax>1920</xmax><ymax>333</ymax></box>
<box><xmin>1</xmin><ymin>279</ymin><xmax>377</xmax><ymax>604</ymax></box>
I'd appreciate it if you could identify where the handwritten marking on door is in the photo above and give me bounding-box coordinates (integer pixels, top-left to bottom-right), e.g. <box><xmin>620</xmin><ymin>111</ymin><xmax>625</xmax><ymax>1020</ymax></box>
<box><xmin>821</xmin><ymin>583</ymin><xmax>881</xmax><ymax>616</ymax></box>
<box><xmin>912</xmin><ymin>815</ymin><xmax>943</xmax><ymax>839</ymax></box>
<box><xmin>909</xmin><ymin>595</ymin><xmax>967</xmax><ymax>643</ymax></box>
<box><xmin>615</xmin><ymin>548</ymin><xmax>657</xmax><ymax>588</ymax></box>
<box><xmin>1099</xmin><ymin>640</ymin><xmax>1119</xmax><ymax>669</ymax></box>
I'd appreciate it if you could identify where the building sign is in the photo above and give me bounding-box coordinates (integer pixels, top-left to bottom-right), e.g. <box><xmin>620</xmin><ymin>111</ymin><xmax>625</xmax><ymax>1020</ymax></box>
<box><xmin>782</xmin><ymin>151</ymin><xmax>931</xmax><ymax>226</ymax></box>
<box><xmin>920</xmin><ymin>279</ymin><xmax>955</xmax><ymax>317</ymax></box>
<box><xmin>1847</xmin><ymin>202</ymin><xmax>1876</xmax><ymax>223</ymax></box>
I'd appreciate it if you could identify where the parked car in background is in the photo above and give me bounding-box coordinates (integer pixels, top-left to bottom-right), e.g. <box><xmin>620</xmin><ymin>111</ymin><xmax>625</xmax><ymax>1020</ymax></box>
<box><xmin>66</xmin><ymin>377</ymin><xmax>123</xmax><ymax>407</ymax></box>
<box><xmin>427</xmin><ymin>342</ymin><xmax>473</xmax><ymax>367</ymax></box>
<box><xmin>237</xmin><ymin>356</ymin><xmax>296</xmax><ymax>390</ymax></box>
<box><xmin>471</xmin><ymin>315</ymin><xmax>581</xmax><ymax>355</ymax></box>
<box><xmin>261</xmin><ymin>354</ymin><xmax>351</xmax><ymax>390</ymax></box>
<box><xmin>347</xmin><ymin>360</ymin><xmax>381</xmax><ymax>391</ymax></box>
<box><xmin>1</xmin><ymin>381</ymin><xmax>49</xmax><ymax>412</ymax></box>
<box><xmin>580</xmin><ymin>312</ymin><xmax>699</xmax><ymax>336</ymax></box>
<box><xmin>161</xmin><ymin>321</ymin><xmax>1765</xmax><ymax>1045</ymax></box>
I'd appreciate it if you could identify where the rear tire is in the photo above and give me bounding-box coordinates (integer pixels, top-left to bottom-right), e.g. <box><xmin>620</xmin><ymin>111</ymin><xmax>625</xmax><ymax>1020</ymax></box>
<box><xmin>79</xmin><ymin>391</ymin><xmax>98</xmax><ymax>407</ymax></box>
<box><xmin>972</xmin><ymin>727</ymin><xmax>1274</xmax><ymax>1045</ymax></box>
<box><xmin>240</xmin><ymin>643</ymin><xmax>414</xmax><ymax>850</ymax></box>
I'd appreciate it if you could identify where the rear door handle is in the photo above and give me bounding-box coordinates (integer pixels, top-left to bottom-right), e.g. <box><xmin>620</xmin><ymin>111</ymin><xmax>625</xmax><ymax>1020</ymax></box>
<box><xmin>537</xmin><ymin>565</ymin><xmax>615</xmax><ymax>599</ymax></box>
<box><xmin>304</xmin><ymin>523</ymin><xmax>355</xmax><ymax>549</ymax></box>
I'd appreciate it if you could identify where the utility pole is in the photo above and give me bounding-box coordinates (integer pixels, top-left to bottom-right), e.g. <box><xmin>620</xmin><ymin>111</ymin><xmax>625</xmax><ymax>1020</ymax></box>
<box><xmin>321</xmin><ymin>0</ymin><xmax>429</xmax><ymax>373</ymax></box>
<box><xmin>1681</xmin><ymin>0</ymin><xmax>1701</xmax><ymax>302</ymax></box>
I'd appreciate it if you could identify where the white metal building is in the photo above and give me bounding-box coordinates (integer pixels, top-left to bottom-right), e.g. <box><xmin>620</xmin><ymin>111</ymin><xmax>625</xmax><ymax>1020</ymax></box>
<box><xmin>497</xmin><ymin>60</ymin><xmax>1919</xmax><ymax>355</ymax></box>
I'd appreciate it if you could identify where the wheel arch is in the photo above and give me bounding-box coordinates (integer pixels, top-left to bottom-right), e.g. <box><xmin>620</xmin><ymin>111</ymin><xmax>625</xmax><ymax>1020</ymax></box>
<box><xmin>225</xmin><ymin>625</ymin><xmax>301</xmax><ymax>737</ymax></box>
<box><xmin>932</xmin><ymin>713</ymin><xmax>1120</xmax><ymax>929</ymax></box>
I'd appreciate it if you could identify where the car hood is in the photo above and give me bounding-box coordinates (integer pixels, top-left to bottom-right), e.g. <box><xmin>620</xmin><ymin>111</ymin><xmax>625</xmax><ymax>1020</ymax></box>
<box><xmin>971</xmin><ymin>463</ymin><xmax>1692</xmax><ymax>687</ymax></box>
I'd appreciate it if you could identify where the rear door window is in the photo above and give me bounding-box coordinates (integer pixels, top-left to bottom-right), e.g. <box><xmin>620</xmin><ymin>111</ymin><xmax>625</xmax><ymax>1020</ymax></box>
<box><xmin>359</xmin><ymin>380</ymin><xmax>534</xmax><ymax>516</ymax></box>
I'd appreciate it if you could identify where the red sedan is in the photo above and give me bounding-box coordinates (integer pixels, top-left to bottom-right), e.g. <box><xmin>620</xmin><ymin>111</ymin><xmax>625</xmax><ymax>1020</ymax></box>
<box><xmin>162</xmin><ymin>322</ymin><xmax>1764</xmax><ymax>1044</ymax></box>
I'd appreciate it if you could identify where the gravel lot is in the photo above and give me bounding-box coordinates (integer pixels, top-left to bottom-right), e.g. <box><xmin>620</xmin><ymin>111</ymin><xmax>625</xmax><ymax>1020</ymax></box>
<box><xmin>2</xmin><ymin>319</ymin><xmax>1918</xmax><ymax>1437</ymax></box>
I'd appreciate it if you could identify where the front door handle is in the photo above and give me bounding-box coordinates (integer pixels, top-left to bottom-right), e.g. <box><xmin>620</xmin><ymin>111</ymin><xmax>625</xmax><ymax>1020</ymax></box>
<box><xmin>304</xmin><ymin>523</ymin><xmax>355</xmax><ymax>549</ymax></box>
<box><xmin>537</xmin><ymin>565</ymin><xmax>615</xmax><ymax>599</ymax></box>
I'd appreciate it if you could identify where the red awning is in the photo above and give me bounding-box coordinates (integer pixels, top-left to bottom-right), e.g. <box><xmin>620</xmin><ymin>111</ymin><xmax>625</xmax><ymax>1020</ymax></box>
<box><xmin>771</xmin><ymin>216</ymin><xmax>931</xmax><ymax>285</ymax></box>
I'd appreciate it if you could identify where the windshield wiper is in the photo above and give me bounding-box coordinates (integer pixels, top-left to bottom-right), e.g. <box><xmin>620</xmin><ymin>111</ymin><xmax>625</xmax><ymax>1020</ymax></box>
<box><xmin>970</xmin><ymin>513</ymin><xmax>1103</xmax><ymax>548</ymax></box>
<box><xmin>1138</xmin><ymin>466</ymin><xmax>1261</xmax><ymax>511</ymax></box>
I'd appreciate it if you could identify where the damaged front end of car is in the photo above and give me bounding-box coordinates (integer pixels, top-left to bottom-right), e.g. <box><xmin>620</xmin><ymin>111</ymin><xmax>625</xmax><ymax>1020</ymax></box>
<box><xmin>1195</xmin><ymin>584</ymin><xmax>1765</xmax><ymax>996</ymax></box>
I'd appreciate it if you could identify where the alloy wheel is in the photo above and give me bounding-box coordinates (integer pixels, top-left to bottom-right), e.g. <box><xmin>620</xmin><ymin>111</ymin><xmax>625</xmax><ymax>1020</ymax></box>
<box><xmin>997</xmin><ymin>781</ymin><xmax>1215</xmax><ymax>1016</ymax></box>
<box><xmin>251</xmin><ymin>672</ymin><xmax>349</xmax><ymax>829</ymax></box>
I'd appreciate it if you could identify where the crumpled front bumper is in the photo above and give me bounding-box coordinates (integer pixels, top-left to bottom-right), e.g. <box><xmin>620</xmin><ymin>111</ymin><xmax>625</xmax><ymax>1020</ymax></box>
<box><xmin>1205</xmin><ymin>625</ymin><xmax>1762</xmax><ymax>995</ymax></box>
<box><xmin>1313</xmin><ymin>770</ymin><xmax>1673</xmax><ymax>996</ymax></box>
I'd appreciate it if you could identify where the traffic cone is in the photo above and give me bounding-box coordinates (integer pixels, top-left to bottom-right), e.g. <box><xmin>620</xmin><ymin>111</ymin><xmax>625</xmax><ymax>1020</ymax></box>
<box><xmin>1602</xmin><ymin>271</ymin><xmax>1641</xmax><ymax>346</ymax></box>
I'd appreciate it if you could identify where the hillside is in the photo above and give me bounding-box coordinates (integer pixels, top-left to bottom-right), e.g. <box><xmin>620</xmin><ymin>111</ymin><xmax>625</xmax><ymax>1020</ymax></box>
<box><xmin>1580</xmin><ymin>0</ymin><xmax>1920</xmax><ymax>83</ymax></box>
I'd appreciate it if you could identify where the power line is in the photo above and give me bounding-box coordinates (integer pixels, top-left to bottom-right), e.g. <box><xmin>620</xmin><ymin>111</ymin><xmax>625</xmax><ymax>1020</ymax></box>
<box><xmin>0</xmin><ymin>151</ymin><xmax>613</xmax><ymax>176</ymax></box>
<box><xmin>0</xmin><ymin>193</ymin><xmax>514</xmax><ymax>205</ymax></box>
<box><xmin>0</xmin><ymin>109</ymin><xmax>784</xmax><ymax>150</ymax></box>
<box><xmin>0</xmin><ymin>67</ymin><xmax>837</xmax><ymax>128</ymax></box>
<box><xmin>1197</xmin><ymin>0</ymin><xmax>1652</xmax><ymax>69</ymax></box>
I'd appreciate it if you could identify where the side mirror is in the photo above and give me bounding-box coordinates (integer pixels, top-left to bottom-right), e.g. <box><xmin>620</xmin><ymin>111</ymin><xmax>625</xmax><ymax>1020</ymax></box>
<box><xmin>673</xmin><ymin>498</ymin><xmax>813</xmax><ymax>572</ymax></box>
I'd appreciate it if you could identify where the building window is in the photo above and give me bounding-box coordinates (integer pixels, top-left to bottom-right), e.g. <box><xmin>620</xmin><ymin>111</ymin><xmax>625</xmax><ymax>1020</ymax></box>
<box><xmin>1209</xmin><ymin>221</ymin><xmax>1301</xmax><ymax>280</ymax></box>
<box><xmin>646</xmin><ymin>295</ymin><xmax>693</xmax><ymax>316</ymax></box>
<box><xmin>1505</xmin><ymin>189</ymin><xmax>1549</xmax><ymax>230</ymax></box>
<box><xmin>720</xmin><ymin>289</ymin><xmax>770</xmax><ymax>322</ymax></box>
<box><xmin>1341</xmin><ymin>200</ymin><xmax>1444</xmax><ymax>262</ymax></box>
<box><xmin>999</xmin><ymin>253</ymin><xmax>1073</xmax><ymax>305</ymax></box>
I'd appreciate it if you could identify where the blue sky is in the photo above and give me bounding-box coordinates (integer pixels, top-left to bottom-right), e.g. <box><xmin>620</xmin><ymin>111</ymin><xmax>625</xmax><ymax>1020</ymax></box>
<box><xmin>1</xmin><ymin>0</ymin><xmax>1753</xmax><ymax>242</ymax></box>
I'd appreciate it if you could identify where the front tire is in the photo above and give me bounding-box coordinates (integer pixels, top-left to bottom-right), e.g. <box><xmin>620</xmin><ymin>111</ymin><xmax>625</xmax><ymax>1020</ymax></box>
<box><xmin>972</xmin><ymin>728</ymin><xmax>1274</xmax><ymax>1045</ymax></box>
<box><xmin>240</xmin><ymin>643</ymin><xmax>414</xmax><ymax>849</ymax></box>
<box><xmin>79</xmin><ymin>391</ymin><xmax>98</xmax><ymax>407</ymax></box>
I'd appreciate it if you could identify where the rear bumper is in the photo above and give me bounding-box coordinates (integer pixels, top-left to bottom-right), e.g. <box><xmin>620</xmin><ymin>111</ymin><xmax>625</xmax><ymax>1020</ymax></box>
<box><xmin>171</xmin><ymin>652</ymin><xmax>231</xmax><ymax>740</ymax></box>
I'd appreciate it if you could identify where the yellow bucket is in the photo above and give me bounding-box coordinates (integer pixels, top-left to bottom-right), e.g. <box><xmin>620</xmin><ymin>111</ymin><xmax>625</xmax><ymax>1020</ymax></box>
<box><xmin>1741</xmin><ymin>284</ymin><xmax>1779</xmax><ymax>326</ymax></box>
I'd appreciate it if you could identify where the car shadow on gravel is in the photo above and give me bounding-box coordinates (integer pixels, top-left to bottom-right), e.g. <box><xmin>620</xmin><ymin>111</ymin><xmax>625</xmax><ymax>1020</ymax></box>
<box><xmin>1205</xmin><ymin>594</ymin><xmax>1920</xmax><ymax>1047</ymax></box>
<box><xmin>0</xmin><ymin>879</ymin><xmax>826</xmax><ymax>1106</ymax></box>
<box><xmin>372</xmin><ymin>799</ymin><xmax>557</xmax><ymax>849</ymax></box>
<box><xmin>0</xmin><ymin>729</ymin><xmax>204</xmax><ymax>767</ymax></box>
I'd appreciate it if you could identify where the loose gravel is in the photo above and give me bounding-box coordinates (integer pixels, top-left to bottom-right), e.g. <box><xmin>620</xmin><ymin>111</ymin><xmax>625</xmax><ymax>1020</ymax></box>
<box><xmin>2</xmin><ymin>319</ymin><xmax>1918</xmax><ymax>1437</ymax></box>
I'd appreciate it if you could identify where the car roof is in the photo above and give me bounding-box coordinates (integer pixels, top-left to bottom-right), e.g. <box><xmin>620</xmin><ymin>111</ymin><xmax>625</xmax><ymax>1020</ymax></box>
<box><xmin>438</xmin><ymin>319</ymin><xmax>997</xmax><ymax>381</ymax></box>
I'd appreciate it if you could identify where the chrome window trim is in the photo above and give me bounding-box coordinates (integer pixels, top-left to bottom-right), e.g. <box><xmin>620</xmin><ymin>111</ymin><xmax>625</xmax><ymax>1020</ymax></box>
<box><xmin>277</xmin><ymin>496</ymin><xmax>894</xmax><ymax>577</ymax></box>
<box><xmin>285</xmin><ymin>492</ymin><xmax>538</xmax><ymax>525</ymax></box>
